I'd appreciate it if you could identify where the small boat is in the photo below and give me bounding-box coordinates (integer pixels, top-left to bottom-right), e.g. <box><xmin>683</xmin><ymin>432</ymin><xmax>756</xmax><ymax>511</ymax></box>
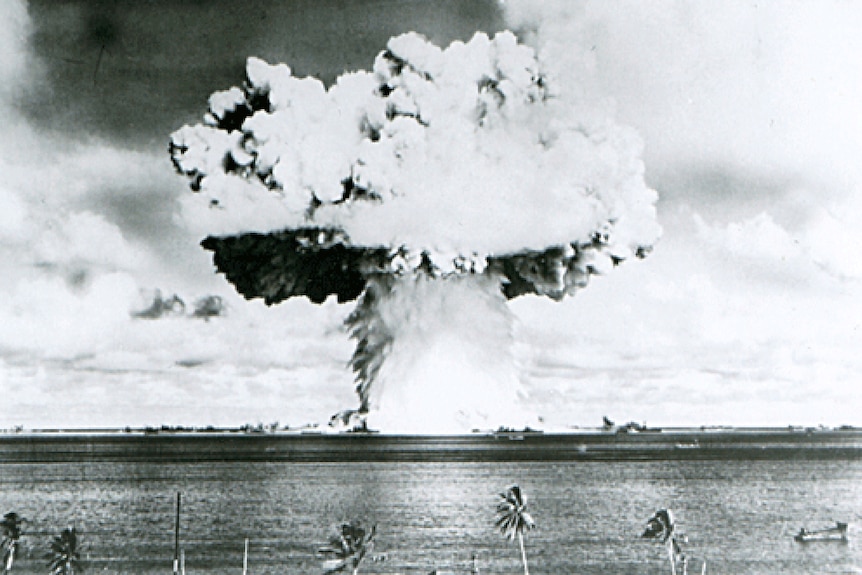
<box><xmin>794</xmin><ymin>522</ymin><xmax>849</xmax><ymax>542</ymax></box>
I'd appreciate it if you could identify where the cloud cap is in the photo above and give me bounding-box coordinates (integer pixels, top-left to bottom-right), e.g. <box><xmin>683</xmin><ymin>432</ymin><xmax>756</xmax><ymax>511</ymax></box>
<box><xmin>171</xmin><ymin>31</ymin><xmax>660</xmax><ymax>290</ymax></box>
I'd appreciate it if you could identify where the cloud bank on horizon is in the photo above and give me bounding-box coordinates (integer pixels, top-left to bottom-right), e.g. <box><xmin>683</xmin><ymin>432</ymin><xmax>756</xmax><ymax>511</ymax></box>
<box><xmin>1</xmin><ymin>0</ymin><xmax>861</xmax><ymax>430</ymax></box>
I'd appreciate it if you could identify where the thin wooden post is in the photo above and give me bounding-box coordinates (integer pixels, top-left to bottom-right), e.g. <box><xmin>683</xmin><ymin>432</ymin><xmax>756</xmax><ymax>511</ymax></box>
<box><xmin>242</xmin><ymin>538</ymin><xmax>249</xmax><ymax>575</ymax></box>
<box><xmin>173</xmin><ymin>493</ymin><xmax>181</xmax><ymax>575</ymax></box>
<box><xmin>666</xmin><ymin>538</ymin><xmax>675</xmax><ymax>575</ymax></box>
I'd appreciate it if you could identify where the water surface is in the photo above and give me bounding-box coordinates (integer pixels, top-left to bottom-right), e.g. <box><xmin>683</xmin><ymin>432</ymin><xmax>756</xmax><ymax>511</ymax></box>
<box><xmin>2</xmin><ymin>458</ymin><xmax>860</xmax><ymax>574</ymax></box>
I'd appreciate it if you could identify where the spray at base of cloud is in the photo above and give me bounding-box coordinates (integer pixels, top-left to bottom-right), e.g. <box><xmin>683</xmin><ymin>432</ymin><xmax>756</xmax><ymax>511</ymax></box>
<box><xmin>350</xmin><ymin>273</ymin><xmax>532</xmax><ymax>433</ymax></box>
<box><xmin>170</xmin><ymin>31</ymin><xmax>660</xmax><ymax>432</ymax></box>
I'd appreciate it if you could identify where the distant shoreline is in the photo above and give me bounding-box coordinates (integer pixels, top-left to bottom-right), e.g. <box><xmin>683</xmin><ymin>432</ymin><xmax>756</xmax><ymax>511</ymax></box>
<box><xmin>2</xmin><ymin>428</ymin><xmax>861</xmax><ymax>463</ymax></box>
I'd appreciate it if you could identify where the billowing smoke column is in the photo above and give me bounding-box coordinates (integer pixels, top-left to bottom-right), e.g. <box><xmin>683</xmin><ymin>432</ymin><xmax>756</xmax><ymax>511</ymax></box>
<box><xmin>169</xmin><ymin>31</ymin><xmax>660</xmax><ymax>433</ymax></box>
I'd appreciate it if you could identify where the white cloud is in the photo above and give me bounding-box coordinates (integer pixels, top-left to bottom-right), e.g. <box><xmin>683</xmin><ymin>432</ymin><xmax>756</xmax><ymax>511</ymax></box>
<box><xmin>510</xmin><ymin>193</ymin><xmax>862</xmax><ymax>427</ymax></box>
<box><xmin>0</xmin><ymin>295</ymin><xmax>357</xmax><ymax>429</ymax></box>
<box><xmin>691</xmin><ymin>191</ymin><xmax>862</xmax><ymax>283</ymax></box>
<box><xmin>802</xmin><ymin>201</ymin><xmax>862</xmax><ymax>280</ymax></box>
<box><xmin>33</xmin><ymin>211</ymin><xmax>148</xmax><ymax>271</ymax></box>
<box><xmin>503</xmin><ymin>1</ymin><xmax>862</xmax><ymax>187</ymax></box>
<box><xmin>0</xmin><ymin>187</ymin><xmax>29</xmax><ymax>243</ymax></box>
<box><xmin>0</xmin><ymin>0</ymin><xmax>36</xmax><ymax>99</ymax></box>
<box><xmin>0</xmin><ymin>273</ymin><xmax>139</xmax><ymax>357</ymax></box>
<box><xmin>695</xmin><ymin>212</ymin><xmax>802</xmax><ymax>263</ymax></box>
<box><xmin>690</xmin><ymin>210</ymin><xmax>825</xmax><ymax>289</ymax></box>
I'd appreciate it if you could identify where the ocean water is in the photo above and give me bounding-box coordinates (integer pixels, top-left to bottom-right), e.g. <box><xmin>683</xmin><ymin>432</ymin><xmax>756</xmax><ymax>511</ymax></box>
<box><xmin>1</xmin><ymin>458</ymin><xmax>860</xmax><ymax>575</ymax></box>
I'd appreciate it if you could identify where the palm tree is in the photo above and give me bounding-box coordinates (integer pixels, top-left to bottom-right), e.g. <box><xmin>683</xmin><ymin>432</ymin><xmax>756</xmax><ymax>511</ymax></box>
<box><xmin>1</xmin><ymin>512</ymin><xmax>25</xmax><ymax>574</ymax></box>
<box><xmin>318</xmin><ymin>520</ymin><xmax>376</xmax><ymax>575</ymax></box>
<box><xmin>495</xmin><ymin>485</ymin><xmax>536</xmax><ymax>575</ymax></box>
<box><xmin>642</xmin><ymin>509</ymin><xmax>683</xmax><ymax>575</ymax></box>
<box><xmin>47</xmin><ymin>527</ymin><xmax>82</xmax><ymax>575</ymax></box>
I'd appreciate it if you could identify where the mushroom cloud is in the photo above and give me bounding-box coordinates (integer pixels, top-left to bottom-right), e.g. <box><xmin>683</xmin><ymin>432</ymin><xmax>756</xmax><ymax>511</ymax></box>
<box><xmin>169</xmin><ymin>31</ymin><xmax>661</xmax><ymax>433</ymax></box>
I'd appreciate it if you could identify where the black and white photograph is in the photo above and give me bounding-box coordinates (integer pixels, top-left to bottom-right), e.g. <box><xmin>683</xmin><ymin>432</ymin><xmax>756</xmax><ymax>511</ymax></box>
<box><xmin>1</xmin><ymin>1</ymin><xmax>860</xmax><ymax>573</ymax></box>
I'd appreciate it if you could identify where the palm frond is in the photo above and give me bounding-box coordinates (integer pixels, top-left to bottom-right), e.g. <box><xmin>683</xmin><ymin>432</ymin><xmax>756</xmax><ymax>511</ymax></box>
<box><xmin>642</xmin><ymin>509</ymin><xmax>675</xmax><ymax>543</ymax></box>
<box><xmin>318</xmin><ymin>521</ymin><xmax>376</xmax><ymax>574</ymax></box>
<box><xmin>47</xmin><ymin>527</ymin><xmax>82</xmax><ymax>575</ymax></box>
<box><xmin>495</xmin><ymin>484</ymin><xmax>536</xmax><ymax>541</ymax></box>
<box><xmin>1</xmin><ymin>513</ymin><xmax>24</xmax><ymax>541</ymax></box>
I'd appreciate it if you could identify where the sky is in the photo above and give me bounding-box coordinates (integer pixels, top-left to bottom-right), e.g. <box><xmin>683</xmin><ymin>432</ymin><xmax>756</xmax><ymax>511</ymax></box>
<box><xmin>1</xmin><ymin>0</ymin><xmax>860</xmax><ymax>431</ymax></box>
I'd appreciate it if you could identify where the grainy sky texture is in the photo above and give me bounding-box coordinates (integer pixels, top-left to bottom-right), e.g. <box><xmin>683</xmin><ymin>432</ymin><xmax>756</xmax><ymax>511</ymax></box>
<box><xmin>1</xmin><ymin>0</ymin><xmax>860</xmax><ymax>430</ymax></box>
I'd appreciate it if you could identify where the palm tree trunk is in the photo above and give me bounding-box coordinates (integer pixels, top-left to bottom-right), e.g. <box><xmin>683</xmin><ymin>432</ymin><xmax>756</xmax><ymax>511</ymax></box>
<box><xmin>4</xmin><ymin>544</ymin><xmax>14</xmax><ymax>574</ymax></box>
<box><xmin>518</xmin><ymin>532</ymin><xmax>529</xmax><ymax>575</ymax></box>
<box><xmin>666</xmin><ymin>538</ymin><xmax>676</xmax><ymax>575</ymax></box>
